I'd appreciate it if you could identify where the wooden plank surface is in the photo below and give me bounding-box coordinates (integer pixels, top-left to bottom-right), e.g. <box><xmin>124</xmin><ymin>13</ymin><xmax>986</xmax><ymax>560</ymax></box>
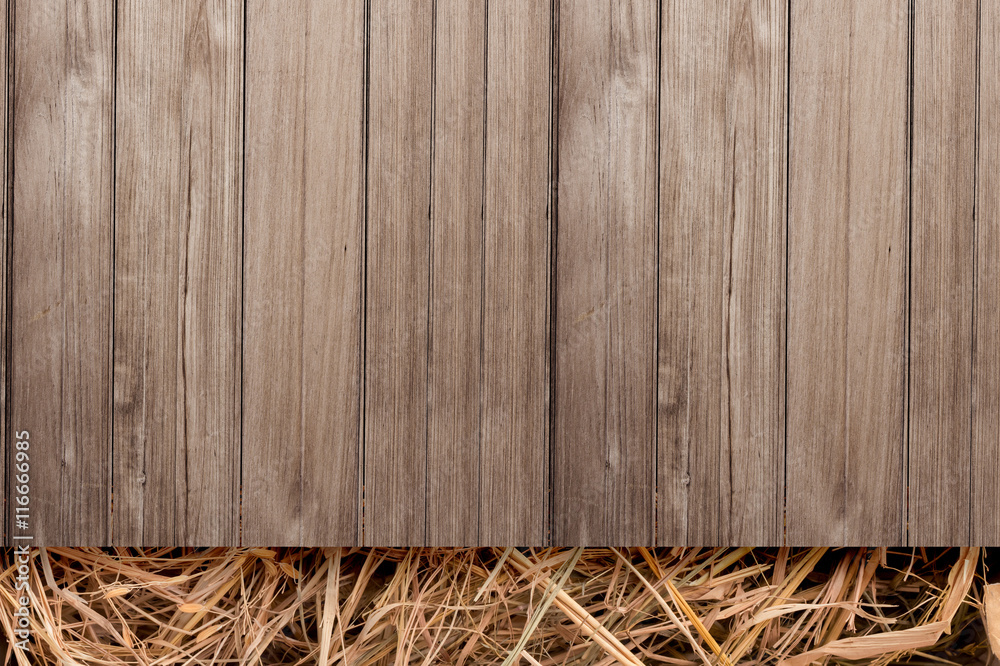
<box><xmin>244</xmin><ymin>0</ymin><xmax>365</xmax><ymax>545</ymax></box>
<box><xmin>114</xmin><ymin>0</ymin><xmax>242</xmax><ymax>545</ymax></box>
<box><xmin>658</xmin><ymin>0</ymin><xmax>786</xmax><ymax>546</ymax></box>
<box><xmin>1</xmin><ymin>0</ymin><xmax>7</xmax><ymax>544</ymax></box>
<box><xmin>7</xmin><ymin>0</ymin><xmax>1000</xmax><ymax>547</ymax></box>
<box><xmin>243</xmin><ymin>0</ymin><xmax>305</xmax><ymax>546</ymax></box>
<box><xmin>427</xmin><ymin>0</ymin><xmax>486</xmax><ymax>546</ymax></box>
<box><xmin>365</xmin><ymin>0</ymin><xmax>432</xmax><ymax>545</ymax></box>
<box><xmin>300</xmin><ymin>0</ymin><xmax>366</xmax><ymax>546</ymax></box>
<box><xmin>909</xmin><ymin>2</ymin><xmax>977</xmax><ymax>546</ymax></box>
<box><xmin>553</xmin><ymin>0</ymin><xmax>656</xmax><ymax>545</ymax></box>
<box><xmin>480</xmin><ymin>0</ymin><xmax>550</xmax><ymax>545</ymax></box>
<box><xmin>12</xmin><ymin>0</ymin><xmax>114</xmax><ymax>545</ymax></box>
<box><xmin>786</xmin><ymin>0</ymin><xmax>909</xmax><ymax>545</ymax></box>
<box><xmin>975</xmin><ymin>0</ymin><xmax>999</xmax><ymax>546</ymax></box>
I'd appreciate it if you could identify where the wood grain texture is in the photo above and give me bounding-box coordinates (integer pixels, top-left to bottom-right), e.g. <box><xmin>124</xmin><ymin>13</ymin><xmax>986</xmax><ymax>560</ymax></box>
<box><xmin>244</xmin><ymin>0</ymin><xmax>365</xmax><ymax>546</ymax></box>
<box><xmin>480</xmin><ymin>0</ymin><xmax>550</xmax><ymax>545</ymax></box>
<box><xmin>243</xmin><ymin>0</ymin><xmax>304</xmax><ymax>546</ymax></box>
<box><xmin>1</xmin><ymin>0</ymin><xmax>7</xmax><ymax>544</ymax></box>
<box><xmin>909</xmin><ymin>2</ymin><xmax>977</xmax><ymax>546</ymax></box>
<box><xmin>973</xmin><ymin>0</ymin><xmax>996</xmax><ymax>546</ymax></box>
<box><xmin>300</xmin><ymin>0</ymin><xmax>366</xmax><ymax>546</ymax></box>
<box><xmin>365</xmin><ymin>0</ymin><xmax>432</xmax><ymax>545</ymax></box>
<box><xmin>9</xmin><ymin>0</ymin><xmax>1000</xmax><ymax>547</ymax></box>
<box><xmin>658</xmin><ymin>0</ymin><xmax>786</xmax><ymax>546</ymax></box>
<box><xmin>553</xmin><ymin>0</ymin><xmax>656</xmax><ymax>546</ymax></box>
<box><xmin>786</xmin><ymin>0</ymin><xmax>909</xmax><ymax>545</ymax></box>
<box><xmin>427</xmin><ymin>0</ymin><xmax>485</xmax><ymax>546</ymax></box>
<box><xmin>114</xmin><ymin>0</ymin><xmax>242</xmax><ymax>545</ymax></box>
<box><xmin>12</xmin><ymin>0</ymin><xmax>113</xmax><ymax>545</ymax></box>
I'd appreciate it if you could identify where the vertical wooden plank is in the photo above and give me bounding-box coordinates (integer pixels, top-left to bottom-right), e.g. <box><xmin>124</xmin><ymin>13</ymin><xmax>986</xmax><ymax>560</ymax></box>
<box><xmin>974</xmin><ymin>0</ymin><xmax>999</xmax><ymax>545</ymax></box>
<box><xmin>114</xmin><ymin>0</ymin><xmax>242</xmax><ymax>545</ymax></box>
<box><xmin>552</xmin><ymin>0</ymin><xmax>656</xmax><ymax>545</ymax></box>
<box><xmin>426</xmin><ymin>0</ymin><xmax>485</xmax><ymax>546</ymax></box>
<box><xmin>12</xmin><ymin>0</ymin><xmax>113</xmax><ymax>544</ymax></box>
<box><xmin>364</xmin><ymin>0</ymin><xmax>432</xmax><ymax>546</ymax></box>
<box><xmin>910</xmin><ymin>2</ymin><xmax>977</xmax><ymax>545</ymax></box>
<box><xmin>243</xmin><ymin>0</ymin><xmax>304</xmax><ymax>546</ymax></box>
<box><xmin>301</xmin><ymin>0</ymin><xmax>365</xmax><ymax>546</ymax></box>
<box><xmin>245</xmin><ymin>0</ymin><xmax>365</xmax><ymax>545</ymax></box>
<box><xmin>479</xmin><ymin>0</ymin><xmax>550</xmax><ymax>546</ymax></box>
<box><xmin>1</xmin><ymin>0</ymin><xmax>8</xmax><ymax>544</ymax></box>
<box><xmin>787</xmin><ymin>1</ymin><xmax>909</xmax><ymax>545</ymax></box>
<box><xmin>658</xmin><ymin>0</ymin><xmax>786</xmax><ymax>546</ymax></box>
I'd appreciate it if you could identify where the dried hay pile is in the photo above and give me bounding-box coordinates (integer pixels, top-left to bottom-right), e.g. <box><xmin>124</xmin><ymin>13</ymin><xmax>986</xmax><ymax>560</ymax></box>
<box><xmin>0</xmin><ymin>547</ymin><xmax>994</xmax><ymax>665</ymax></box>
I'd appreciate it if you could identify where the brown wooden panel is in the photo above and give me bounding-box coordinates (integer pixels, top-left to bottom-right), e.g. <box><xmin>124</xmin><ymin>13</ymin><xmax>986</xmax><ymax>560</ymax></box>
<box><xmin>658</xmin><ymin>0</ymin><xmax>786</xmax><ymax>546</ymax></box>
<box><xmin>427</xmin><ymin>0</ymin><xmax>486</xmax><ymax>546</ymax></box>
<box><xmin>553</xmin><ymin>0</ymin><xmax>656</xmax><ymax>545</ymax></box>
<box><xmin>12</xmin><ymin>0</ymin><xmax>113</xmax><ymax>545</ymax></box>
<box><xmin>114</xmin><ymin>0</ymin><xmax>242</xmax><ymax>545</ymax></box>
<box><xmin>480</xmin><ymin>0</ymin><xmax>550</xmax><ymax>545</ymax></box>
<box><xmin>973</xmin><ymin>0</ymin><xmax>997</xmax><ymax>546</ymax></box>
<box><xmin>787</xmin><ymin>0</ymin><xmax>909</xmax><ymax>545</ymax></box>
<box><xmin>9</xmin><ymin>0</ymin><xmax>997</xmax><ymax>548</ymax></box>
<box><xmin>244</xmin><ymin>0</ymin><xmax>364</xmax><ymax>545</ymax></box>
<box><xmin>300</xmin><ymin>0</ymin><xmax>366</xmax><ymax>546</ymax></box>
<box><xmin>909</xmin><ymin>2</ymin><xmax>977</xmax><ymax>546</ymax></box>
<box><xmin>1</xmin><ymin>0</ymin><xmax>7</xmax><ymax>544</ymax></box>
<box><xmin>365</xmin><ymin>0</ymin><xmax>432</xmax><ymax>545</ymax></box>
<box><xmin>243</xmin><ymin>0</ymin><xmax>304</xmax><ymax>546</ymax></box>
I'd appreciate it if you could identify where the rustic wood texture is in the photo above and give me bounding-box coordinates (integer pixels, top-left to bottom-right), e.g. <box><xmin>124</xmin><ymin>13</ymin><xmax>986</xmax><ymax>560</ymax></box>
<box><xmin>114</xmin><ymin>0</ymin><xmax>242</xmax><ymax>545</ymax></box>
<box><xmin>786</xmin><ymin>0</ymin><xmax>909</xmax><ymax>545</ymax></box>
<box><xmin>427</xmin><ymin>0</ymin><xmax>486</xmax><ymax>546</ymax></box>
<box><xmin>1</xmin><ymin>0</ymin><xmax>7</xmax><ymax>544</ymax></box>
<box><xmin>658</xmin><ymin>0</ymin><xmax>786</xmax><ymax>546</ymax></box>
<box><xmin>479</xmin><ymin>0</ymin><xmax>551</xmax><ymax>545</ymax></box>
<box><xmin>12</xmin><ymin>0</ymin><xmax>114</xmax><ymax>545</ymax></box>
<box><xmin>242</xmin><ymin>0</ymin><xmax>305</xmax><ymax>546</ymax></box>
<box><xmin>553</xmin><ymin>0</ymin><xmax>656</xmax><ymax>545</ymax></box>
<box><xmin>974</xmin><ymin>0</ymin><xmax>999</xmax><ymax>546</ymax></box>
<box><xmin>6</xmin><ymin>0</ymin><xmax>1000</xmax><ymax>546</ymax></box>
<box><xmin>909</xmin><ymin>2</ymin><xmax>977</xmax><ymax>546</ymax></box>
<box><xmin>364</xmin><ymin>0</ymin><xmax>433</xmax><ymax>546</ymax></box>
<box><xmin>299</xmin><ymin>0</ymin><xmax>366</xmax><ymax>547</ymax></box>
<box><xmin>243</xmin><ymin>0</ymin><xmax>365</xmax><ymax>546</ymax></box>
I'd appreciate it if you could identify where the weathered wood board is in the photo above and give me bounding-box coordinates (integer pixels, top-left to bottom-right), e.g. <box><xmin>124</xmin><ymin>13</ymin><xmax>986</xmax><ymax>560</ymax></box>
<box><xmin>4</xmin><ymin>0</ymin><xmax>996</xmax><ymax>546</ymax></box>
<box><xmin>787</xmin><ymin>0</ymin><xmax>908</xmax><ymax>545</ymax></box>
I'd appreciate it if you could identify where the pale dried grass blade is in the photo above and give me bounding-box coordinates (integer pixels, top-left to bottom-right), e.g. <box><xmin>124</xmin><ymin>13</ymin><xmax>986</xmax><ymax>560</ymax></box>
<box><xmin>476</xmin><ymin>547</ymin><xmax>513</xmax><ymax>602</ymax></box>
<box><xmin>500</xmin><ymin>548</ymin><xmax>583</xmax><ymax>666</ymax></box>
<box><xmin>506</xmin><ymin>549</ymin><xmax>644</xmax><ymax>666</ymax></box>
<box><xmin>779</xmin><ymin>548</ymin><xmax>980</xmax><ymax>666</ymax></box>
<box><xmin>984</xmin><ymin>583</ymin><xmax>1000</xmax><ymax>659</ymax></box>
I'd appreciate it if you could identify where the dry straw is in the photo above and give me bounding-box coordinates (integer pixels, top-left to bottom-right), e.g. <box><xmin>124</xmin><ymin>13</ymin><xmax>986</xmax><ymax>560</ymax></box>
<box><xmin>0</xmin><ymin>547</ymin><xmax>992</xmax><ymax>665</ymax></box>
